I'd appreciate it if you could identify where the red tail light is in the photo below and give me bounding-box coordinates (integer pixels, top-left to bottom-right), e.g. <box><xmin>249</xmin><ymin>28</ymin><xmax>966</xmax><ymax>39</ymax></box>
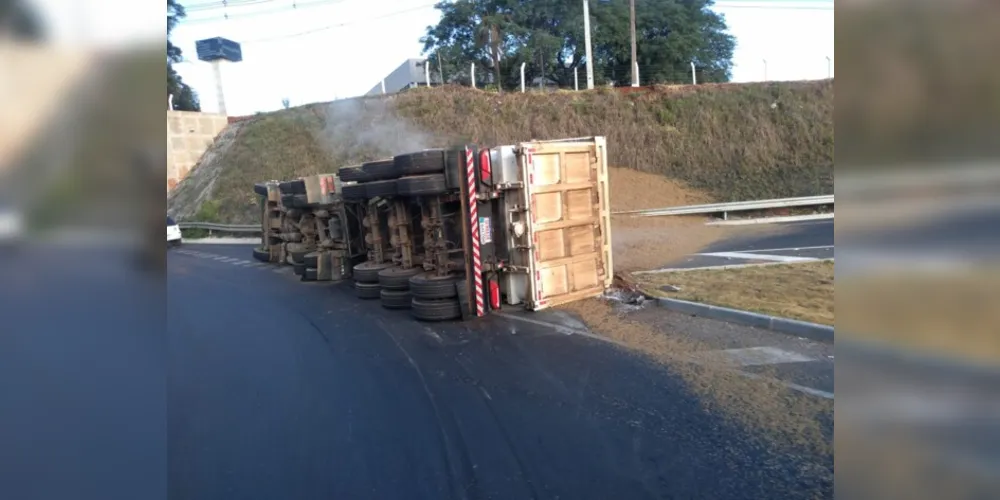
<box><xmin>489</xmin><ymin>279</ymin><xmax>500</xmax><ymax>310</ymax></box>
<box><xmin>479</xmin><ymin>149</ymin><xmax>492</xmax><ymax>184</ymax></box>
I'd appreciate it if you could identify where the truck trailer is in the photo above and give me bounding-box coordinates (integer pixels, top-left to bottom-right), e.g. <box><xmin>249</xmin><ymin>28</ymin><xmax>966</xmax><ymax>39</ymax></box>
<box><xmin>252</xmin><ymin>136</ymin><xmax>613</xmax><ymax>321</ymax></box>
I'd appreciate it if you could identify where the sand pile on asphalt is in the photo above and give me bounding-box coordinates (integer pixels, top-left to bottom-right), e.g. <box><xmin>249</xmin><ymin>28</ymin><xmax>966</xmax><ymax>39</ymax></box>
<box><xmin>607</xmin><ymin>167</ymin><xmax>711</xmax><ymax>212</ymax></box>
<box><xmin>606</xmin><ymin>167</ymin><xmax>724</xmax><ymax>272</ymax></box>
<box><xmin>561</xmin><ymin>299</ymin><xmax>833</xmax><ymax>461</ymax></box>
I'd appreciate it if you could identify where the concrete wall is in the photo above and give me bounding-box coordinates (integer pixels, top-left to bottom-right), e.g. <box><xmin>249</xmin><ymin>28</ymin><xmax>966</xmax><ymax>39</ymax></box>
<box><xmin>167</xmin><ymin>111</ymin><xmax>229</xmax><ymax>192</ymax></box>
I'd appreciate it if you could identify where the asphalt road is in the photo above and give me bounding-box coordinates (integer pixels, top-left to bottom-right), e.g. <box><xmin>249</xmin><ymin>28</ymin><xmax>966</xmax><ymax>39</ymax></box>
<box><xmin>162</xmin><ymin>244</ymin><xmax>831</xmax><ymax>500</ymax></box>
<box><xmin>659</xmin><ymin>219</ymin><xmax>834</xmax><ymax>270</ymax></box>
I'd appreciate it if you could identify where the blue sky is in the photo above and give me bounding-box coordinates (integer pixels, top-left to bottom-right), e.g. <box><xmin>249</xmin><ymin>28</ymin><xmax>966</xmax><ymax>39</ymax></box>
<box><xmin>33</xmin><ymin>0</ymin><xmax>833</xmax><ymax>116</ymax></box>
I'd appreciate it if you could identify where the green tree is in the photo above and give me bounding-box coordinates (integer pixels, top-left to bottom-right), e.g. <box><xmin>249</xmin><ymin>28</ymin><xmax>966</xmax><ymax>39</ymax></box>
<box><xmin>0</xmin><ymin>0</ymin><xmax>44</xmax><ymax>39</ymax></box>
<box><xmin>168</xmin><ymin>0</ymin><xmax>200</xmax><ymax>111</ymax></box>
<box><xmin>421</xmin><ymin>0</ymin><xmax>734</xmax><ymax>90</ymax></box>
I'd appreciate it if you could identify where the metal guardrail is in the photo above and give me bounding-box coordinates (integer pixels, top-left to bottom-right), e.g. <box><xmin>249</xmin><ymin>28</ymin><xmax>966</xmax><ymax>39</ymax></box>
<box><xmin>177</xmin><ymin>222</ymin><xmax>261</xmax><ymax>233</ymax></box>
<box><xmin>613</xmin><ymin>195</ymin><xmax>834</xmax><ymax>217</ymax></box>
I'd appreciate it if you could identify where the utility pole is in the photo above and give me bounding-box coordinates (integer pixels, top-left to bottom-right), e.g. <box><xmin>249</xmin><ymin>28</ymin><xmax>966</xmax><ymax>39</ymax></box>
<box><xmin>630</xmin><ymin>0</ymin><xmax>638</xmax><ymax>87</ymax></box>
<box><xmin>583</xmin><ymin>0</ymin><xmax>594</xmax><ymax>89</ymax></box>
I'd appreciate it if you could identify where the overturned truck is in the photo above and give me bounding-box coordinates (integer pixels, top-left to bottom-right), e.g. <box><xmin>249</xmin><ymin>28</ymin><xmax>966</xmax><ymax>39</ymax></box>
<box><xmin>252</xmin><ymin>136</ymin><xmax>613</xmax><ymax>322</ymax></box>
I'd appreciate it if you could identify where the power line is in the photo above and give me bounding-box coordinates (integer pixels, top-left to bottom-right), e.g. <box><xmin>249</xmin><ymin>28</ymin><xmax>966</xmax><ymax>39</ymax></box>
<box><xmin>182</xmin><ymin>0</ymin><xmax>355</xmax><ymax>24</ymax></box>
<box><xmin>225</xmin><ymin>3</ymin><xmax>440</xmax><ymax>43</ymax></box>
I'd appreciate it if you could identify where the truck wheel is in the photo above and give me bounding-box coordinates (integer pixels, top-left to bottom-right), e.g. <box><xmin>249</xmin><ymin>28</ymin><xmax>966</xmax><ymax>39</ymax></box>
<box><xmin>279</xmin><ymin>179</ymin><xmax>306</xmax><ymax>195</ymax></box>
<box><xmin>445</xmin><ymin>149</ymin><xmax>463</xmax><ymax>190</ymax></box>
<box><xmin>378</xmin><ymin>266</ymin><xmax>422</xmax><ymax>290</ymax></box>
<box><xmin>409</xmin><ymin>273</ymin><xmax>462</xmax><ymax>300</ymax></box>
<box><xmin>353</xmin><ymin>261</ymin><xmax>394</xmax><ymax>283</ymax></box>
<box><xmin>365</xmin><ymin>179</ymin><xmax>397</xmax><ymax>198</ymax></box>
<box><xmin>397</xmin><ymin>174</ymin><xmax>448</xmax><ymax>196</ymax></box>
<box><xmin>338</xmin><ymin>166</ymin><xmax>370</xmax><ymax>183</ymax></box>
<box><xmin>341</xmin><ymin>184</ymin><xmax>367</xmax><ymax>201</ymax></box>
<box><xmin>361</xmin><ymin>159</ymin><xmax>400</xmax><ymax>181</ymax></box>
<box><xmin>380</xmin><ymin>289</ymin><xmax>412</xmax><ymax>309</ymax></box>
<box><xmin>304</xmin><ymin>251</ymin><xmax>320</xmax><ymax>268</ymax></box>
<box><xmin>394</xmin><ymin>150</ymin><xmax>446</xmax><ymax>175</ymax></box>
<box><xmin>293</xmin><ymin>262</ymin><xmax>306</xmax><ymax>276</ymax></box>
<box><xmin>252</xmin><ymin>247</ymin><xmax>269</xmax><ymax>262</ymax></box>
<box><xmin>281</xmin><ymin>194</ymin><xmax>309</xmax><ymax>208</ymax></box>
<box><xmin>411</xmin><ymin>298</ymin><xmax>461</xmax><ymax>321</ymax></box>
<box><xmin>289</xmin><ymin>249</ymin><xmax>309</xmax><ymax>265</ymax></box>
<box><xmin>302</xmin><ymin>268</ymin><xmax>318</xmax><ymax>281</ymax></box>
<box><xmin>253</xmin><ymin>183</ymin><xmax>269</xmax><ymax>196</ymax></box>
<box><xmin>355</xmin><ymin>281</ymin><xmax>381</xmax><ymax>299</ymax></box>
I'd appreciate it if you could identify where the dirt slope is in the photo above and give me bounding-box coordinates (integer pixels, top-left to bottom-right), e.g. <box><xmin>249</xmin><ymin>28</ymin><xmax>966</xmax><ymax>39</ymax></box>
<box><xmin>168</xmin><ymin>80</ymin><xmax>834</xmax><ymax>225</ymax></box>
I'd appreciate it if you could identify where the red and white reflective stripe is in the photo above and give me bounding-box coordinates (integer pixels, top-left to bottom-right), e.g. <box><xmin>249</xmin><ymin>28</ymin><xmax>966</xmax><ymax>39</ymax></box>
<box><xmin>466</xmin><ymin>147</ymin><xmax>485</xmax><ymax>317</ymax></box>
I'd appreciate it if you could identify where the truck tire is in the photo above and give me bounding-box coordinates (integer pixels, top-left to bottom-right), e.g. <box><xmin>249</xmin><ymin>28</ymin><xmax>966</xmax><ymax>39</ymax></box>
<box><xmin>338</xmin><ymin>166</ymin><xmax>370</xmax><ymax>183</ymax></box>
<box><xmin>302</xmin><ymin>268</ymin><xmax>318</xmax><ymax>281</ymax></box>
<box><xmin>380</xmin><ymin>289</ymin><xmax>412</xmax><ymax>309</ymax></box>
<box><xmin>409</xmin><ymin>273</ymin><xmax>462</xmax><ymax>300</ymax></box>
<box><xmin>341</xmin><ymin>184</ymin><xmax>367</xmax><ymax>201</ymax></box>
<box><xmin>355</xmin><ymin>281</ymin><xmax>381</xmax><ymax>300</ymax></box>
<box><xmin>353</xmin><ymin>261</ymin><xmax>394</xmax><ymax>283</ymax></box>
<box><xmin>281</xmin><ymin>194</ymin><xmax>309</xmax><ymax>208</ymax></box>
<box><xmin>377</xmin><ymin>266</ymin><xmax>422</xmax><ymax>290</ymax></box>
<box><xmin>293</xmin><ymin>262</ymin><xmax>306</xmax><ymax>276</ymax></box>
<box><xmin>361</xmin><ymin>159</ymin><xmax>400</xmax><ymax>181</ymax></box>
<box><xmin>304</xmin><ymin>251</ymin><xmax>320</xmax><ymax>268</ymax></box>
<box><xmin>289</xmin><ymin>249</ymin><xmax>309</xmax><ymax>265</ymax></box>
<box><xmin>279</xmin><ymin>179</ymin><xmax>306</xmax><ymax>195</ymax></box>
<box><xmin>397</xmin><ymin>174</ymin><xmax>448</xmax><ymax>196</ymax></box>
<box><xmin>253</xmin><ymin>183</ymin><xmax>269</xmax><ymax>196</ymax></box>
<box><xmin>365</xmin><ymin>179</ymin><xmax>397</xmax><ymax>198</ymax></box>
<box><xmin>252</xmin><ymin>247</ymin><xmax>269</xmax><ymax>262</ymax></box>
<box><xmin>394</xmin><ymin>150</ymin><xmax>446</xmax><ymax>175</ymax></box>
<box><xmin>445</xmin><ymin>149</ymin><xmax>463</xmax><ymax>190</ymax></box>
<box><xmin>411</xmin><ymin>298</ymin><xmax>461</xmax><ymax>321</ymax></box>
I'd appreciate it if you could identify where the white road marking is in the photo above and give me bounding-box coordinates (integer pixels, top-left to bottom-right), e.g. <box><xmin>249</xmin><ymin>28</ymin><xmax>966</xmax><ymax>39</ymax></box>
<box><xmin>234</xmin><ymin>260</ymin><xmax>253</xmax><ymax>266</ymax></box>
<box><xmin>695</xmin><ymin>251</ymin><xmax>817</xmax><ymax>262</ymax></box>
<box><xmin>738</xmin><ymin>245</ymin><xmax>834</xmax><ymax>253</ymax></box>
<box><xmin>696</xmin><ymin>346</ymin><xmax>816</xmax><ymax>367</ymax></box>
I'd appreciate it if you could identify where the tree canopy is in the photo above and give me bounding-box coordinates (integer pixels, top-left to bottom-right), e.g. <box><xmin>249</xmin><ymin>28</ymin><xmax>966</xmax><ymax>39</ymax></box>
<box><xmin>0</xmin><ymin>0</ymin><xmax>44</xmax><ymax>40</ymax></box>
<box><xmin>421</xmin><ymin>0</ymin><xmax>734</xmax><ymax>90</ymax></box>
<box><xmin>168</xmin><ymin>0</ymin><xmax>200</xmax><ymax>111</ymax></box>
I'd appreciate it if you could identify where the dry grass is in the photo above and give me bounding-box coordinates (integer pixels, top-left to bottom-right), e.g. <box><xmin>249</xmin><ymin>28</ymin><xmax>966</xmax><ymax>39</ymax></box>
<box><xmin>637</xmin><ymin>261</ymin><xmax>835</xmax><ymax>325</ymax></box>
<box><xmin>561</xmin><ymin>299</ymin><xmax>833</xmax><ymax>463</ymax></box>
<box><xmin>838</xmin><ymin>266</ymin><xmax>1000</xmax><ymax>363</ymax></box>
<box><xmin>169</xmin><ymin>80</ymin><xmax>833</xmax><ymax>224</ymax></box>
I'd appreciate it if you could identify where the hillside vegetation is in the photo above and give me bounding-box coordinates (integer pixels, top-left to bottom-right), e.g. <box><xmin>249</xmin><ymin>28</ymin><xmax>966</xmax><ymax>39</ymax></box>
<box><xmin>168</xmin><ymin>80</ymin><xmax>834</xmax><ymax>224</ymax></box>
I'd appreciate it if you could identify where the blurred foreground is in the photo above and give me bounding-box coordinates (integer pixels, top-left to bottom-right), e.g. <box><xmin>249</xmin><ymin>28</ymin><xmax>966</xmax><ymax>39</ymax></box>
<box><xmin>837</xmin><ymin>1</ymin><xmax>1000</xmax><ymax>497</ymax></box>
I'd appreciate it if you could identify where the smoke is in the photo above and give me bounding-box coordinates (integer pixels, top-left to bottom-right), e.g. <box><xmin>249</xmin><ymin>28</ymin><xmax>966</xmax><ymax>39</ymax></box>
<box><xmin>315</xmin><ymin>96</ymin><xmax>436</xmax><ymax>164</ymax></box>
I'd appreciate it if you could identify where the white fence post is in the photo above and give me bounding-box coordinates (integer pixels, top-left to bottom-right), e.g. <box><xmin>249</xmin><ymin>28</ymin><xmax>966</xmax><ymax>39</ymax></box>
<box><xmin>691</xmin><ymin>62</ymin><xmax>696</xmax><ymax>85</ymax></box>
<box><xmin>574</xmin><ymin>66</ymin><xmax>579</xmax><ymax>91</ymax></box>
<box><xmin>520</xmin><ymin>62</ymin><xmax>526</xmax><ymax>92</ymax></box>
<box><xmin>168</xmin><ymin>94</ymin><xmax>173</xmax><ymax>110</ymax></box>
<box><xmin>425</xmin><ymin>60</ymin><xmax>431</xmax><ymax>87</ymax></box>
<box><xmin>381</xmin><ymin>79</ymin><xmax>386</xmax><ymax>94</ymax></box>
<box><xmin>633</xmin><ymin>62</ymin><xmax>640</xmax><ymax>87</ymax></box>
<box><xmin>470</xmin><ymin>63</ymin><xmax>476</xmax><ymax>89</ymax></box>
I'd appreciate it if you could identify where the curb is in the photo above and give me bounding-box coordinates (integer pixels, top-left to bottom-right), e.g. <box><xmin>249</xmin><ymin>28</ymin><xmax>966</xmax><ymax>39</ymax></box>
<box><xmin>655</xmin><ymin>297</ymin><xmax>834</xmax><ymax>343</ymax></box>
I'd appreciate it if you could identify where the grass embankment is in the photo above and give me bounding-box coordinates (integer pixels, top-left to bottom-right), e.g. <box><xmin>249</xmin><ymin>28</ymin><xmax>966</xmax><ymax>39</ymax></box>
<box><xmin>171</xmin><ymin>80</ymin><xmax>833</xmax><ymax>224</ymax></box>
<box><xmin>636</xmin><ymin>261</ymin><xmax>835</xmax><ymax>325</ymax></box>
